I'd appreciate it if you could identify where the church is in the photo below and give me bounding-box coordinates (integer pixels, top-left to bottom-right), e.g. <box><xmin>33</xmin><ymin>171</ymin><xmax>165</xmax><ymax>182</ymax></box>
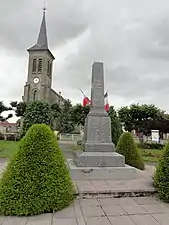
<box><xmin>23</xmin><ymin>10</ymin><xmax>65</xmax><ymax>107</ymax></box>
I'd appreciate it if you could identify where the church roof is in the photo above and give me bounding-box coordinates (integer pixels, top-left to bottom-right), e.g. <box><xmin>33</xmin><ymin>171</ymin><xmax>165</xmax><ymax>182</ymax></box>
<box><xmin>27</xmin><ymin>11</ymin><xmax>55</xmax><ymax>59</ymax></box>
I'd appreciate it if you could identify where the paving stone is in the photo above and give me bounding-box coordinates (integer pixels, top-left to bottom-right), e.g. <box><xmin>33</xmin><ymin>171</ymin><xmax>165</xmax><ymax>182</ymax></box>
<box><xmin>102</xmin><ymin>205</ymin><xmax>126</xmax><ymax>216</ymax></box>
<box><xmin>85</xmin><ymin>217</ymin><xmax>112</xmax><ymax>225</ymax></box>
<box><xmin>142</xmin><ymin>204</ymin><xmax>169</xmax><ymax>214</ymax></box>
<box><xmin>76</xmin><ymin>181</ymin><xmax>96</xmax><ymax>193</ymax></box>
<box><xmin>52</xmin><ymin>218</ymin><xmax>78</xmax><ymax>225</ymax></box>
<box><xmin>132</xmin><ymin>197</ymin><xmax>160</xmax><ymax>205</ymax></box>
<box><xmin>0</xmin><ymin>217</ymin><xmax>5</xmax><ymax>224</ymax></box>
<box><xmin>106</xmin><ymin>177</ymin><xmax>154</xmax><ymax>192</ymax></box>
<box><xmin>119</xmin><ymin>197</ymin><xmax>138</xmax><ymax>206</ymax></box>
<box><xmin>26</xmin><ymin>213</ymin><xmax>52</xmax><ymax>225</ymax></box>
<box><xmin>74</xmin><ymin>200</ymin><xmax>86</xmax><ymax>225</ymax></box>
<box><xmin>152</xmin><ymin>213</ymin><xmax>169</xmax><ymax>225</ymax></box>
<box><xmin>109</xmin><ymin>215</ymin><xmax>135</xmax><ymax>225</ymax></box>
<box><xmin>2</xmin><ymin>217</ymin><xmax>27</xmax><ymax>225</ymax></box>
<box><xmin>26</xmin><ymin>220</ymin><xmax>51</xmax><ymax>225</ymax></box>
<box><xmin>79</xmin><ymin>199</ymin><xmax>99</xmax><ymax>207</ymax></box>
<box><xmin>90</xmin><ymin>180</ymin><xmax>111</xmax><ymax>192</ymax></box>
<box><xmin>98</xmin><ymin>198</ymin><xmax>122</xmax><ymax>206</ymax></box>
<box><xmin>53</xmin><ymin>204</ymin><xmax>76</xmax><ymax>218</ymax></box>
<box><xmin>81</xmin><ymin>205</ymin><xmax>104</xmax><ymax>217</ymax></box>
<box><xmin>28</xmin><ymin>213</ymin><xmax>52</xmax><ymax>221</ymax></box>
<box><xmin>130</xmin><ymin>214</ymin><xmax>159</xmax><ymax>225</ymax></box>
<box><xmin>123</xmin><ymin>205</ymin><xmax>148</xmax><ymax>215</ymax></box>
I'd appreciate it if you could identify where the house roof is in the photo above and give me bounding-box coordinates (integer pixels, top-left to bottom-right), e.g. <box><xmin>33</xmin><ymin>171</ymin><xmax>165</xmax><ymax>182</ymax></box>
<box><xmin>0</xmin><ymin>121</ymin><xmax>16</xmax><ymax>127</ymax></box>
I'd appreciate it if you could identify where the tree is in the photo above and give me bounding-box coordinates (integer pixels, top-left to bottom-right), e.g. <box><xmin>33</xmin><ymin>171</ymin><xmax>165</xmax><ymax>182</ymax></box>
<box><xmin>0</xmin><ymin>124</ymin><xmax>75</xmax><ymax>216</ymax></box>
<box><xmin>72</xmin><ymin>104</ymin><xmax>90</xmax><ymax>126</ymax></box>
<box><xmin>10</xmin><ymin>101</ymin><xmax>27</xmax><ymax>117</ymax></box>
<box><xmin>21</xmin><ymin>101</ymin><xmax>52</xmax><ymax>137</ymax></box>
<box><xmin>55</xmin><ymin>99</ymin><xmax>75</xmax><ymax>133</ymax></box>
<box><xmin>108</xmin><ymin>106</ymin><xmax>122</xmax><ymax>145</ymax></box>
<box><xmin>118</xmin><ymin>104</ymin><xmax>164</xmax><ymax>145</ymax></box>
<box><xmin>116</xmin><ymin>132</ymin><xmax>144</xmax><ymax>170</ymax></box>
<box><xmin>0</xmin><ymin>101</ymin><xmax>13</xmax><ymax>121</ymax></box>
<box><xmin>154</xmin><ymin>142</ymin><xmax>169</xmax><ymax>202</ymax></box>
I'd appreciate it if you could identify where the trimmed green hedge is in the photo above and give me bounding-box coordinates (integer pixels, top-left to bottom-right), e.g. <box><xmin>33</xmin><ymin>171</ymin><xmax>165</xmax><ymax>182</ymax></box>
<box><xmin>154</xmin><ymin>142</ymin><xmax>169</xmax><ymax>202</ymax></box>
<box><xmin>116</xmin><ymin>132</ymin><xmax>145</xmax><ymax>170</ymax></box>
<box><xmin>0</xmin><ymin>124</ymin><xmax>75</xmax><ymax>216</ymax></box>
<box><xmin>137</xmin><ymin>141</ymin><xmax>164</xmax><ymax>150</ymax></box>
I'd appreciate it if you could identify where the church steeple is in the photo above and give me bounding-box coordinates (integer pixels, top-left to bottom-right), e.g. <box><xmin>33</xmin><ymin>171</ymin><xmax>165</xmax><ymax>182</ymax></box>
<box><xmin>24</xmin><ymin>7</ymin><xmax>64</xmax><ymax>106</ymax></box>
<box><xmin>27</xmin><ymin>9</ymin><xmax>54</xmax><ymax>60</ymax></box>
<box><xmin>36</xmin><ymin>10</ymin><xmax>48</xmax><ymax>49</ymax></box>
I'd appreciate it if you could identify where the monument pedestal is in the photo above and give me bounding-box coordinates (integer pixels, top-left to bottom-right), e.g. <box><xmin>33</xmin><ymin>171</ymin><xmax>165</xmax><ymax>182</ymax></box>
<box><xmin>67</xmin><ymin>159</ymin><xmax>137</xmax><ymax>180</ymax></box>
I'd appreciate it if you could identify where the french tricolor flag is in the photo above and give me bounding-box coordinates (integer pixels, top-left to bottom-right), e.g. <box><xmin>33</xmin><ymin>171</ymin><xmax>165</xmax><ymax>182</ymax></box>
<box><xmin>80</xmin><ymin>89</ymin><xmax>109</xmax><ymax>112</ymax></box>
<box><xmin>104</xmin><ymin>92</ymin><xmax>109</xmax><ymax>112</ymax></box>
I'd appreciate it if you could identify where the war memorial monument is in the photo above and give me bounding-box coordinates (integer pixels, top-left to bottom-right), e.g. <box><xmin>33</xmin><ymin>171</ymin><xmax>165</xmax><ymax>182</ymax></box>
<box><xmin>68</xmin><ymin>62</ymin><xmax>137</xmax><ymax>180</ymax></box>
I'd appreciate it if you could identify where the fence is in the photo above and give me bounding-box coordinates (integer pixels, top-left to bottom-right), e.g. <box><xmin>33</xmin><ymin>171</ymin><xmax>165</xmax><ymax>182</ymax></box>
<box><xmin>59</xmin><ymin>133</ymin><xmax>82</xmax><ymax>141</ymax></box>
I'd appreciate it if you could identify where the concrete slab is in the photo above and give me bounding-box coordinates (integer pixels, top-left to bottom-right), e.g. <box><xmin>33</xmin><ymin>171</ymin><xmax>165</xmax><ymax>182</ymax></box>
<box><xmin>130</xmin><ymin>215</ymin><xmax>159</xmax><ymax>225</ymax></box>
<box><xmin>74</xmin><ymin>151</ymin><xmax>125</xmax><ymax>167</ymax></box>
<box><xmin>68</xmin><ymin>159</ymin><xmax>137</xmax><ymax>180</ymax></box>
<box><xmin>1</xmin><ymin>197</ymin><xmax>169</xmax><ymax>224</ymax></box>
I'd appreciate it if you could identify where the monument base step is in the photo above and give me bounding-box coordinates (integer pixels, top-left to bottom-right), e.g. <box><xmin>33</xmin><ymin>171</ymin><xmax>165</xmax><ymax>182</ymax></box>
<box><xmin>67</xmin><ymin>159</ymin><xmax>137</xmax><ymax>180</ymax></box>
<box><xmin>85</xmin><ymin>142</ymin><xmax>115</xmax><ymax>152</ymax></box>
<box><xmin>74</xmin><ymin>151</ymin><xmax>125</xmax><ymax>167</ymax></box>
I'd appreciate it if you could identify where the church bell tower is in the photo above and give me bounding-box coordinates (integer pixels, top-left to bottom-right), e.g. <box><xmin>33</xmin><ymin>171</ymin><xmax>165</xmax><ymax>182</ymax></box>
<box><xmin>23</xmin><ymin>8</ymin><xmax>55</xmax><ymax>103</ymax></box>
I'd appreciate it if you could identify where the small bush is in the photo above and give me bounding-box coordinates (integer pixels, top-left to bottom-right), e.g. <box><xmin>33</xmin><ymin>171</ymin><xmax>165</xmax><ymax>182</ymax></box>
<box><xmin>0</xmin><ymin>124</ymin><xmax>75</xmax><ymax>216</ymax></box>
<box><xmin>6</xmin><ymin>134</ymin><xmax>16</xmax><ymax>141</ymax></box>
<box><xmin>154</xmin><ymin>142</ymin><xmax>169</xmax><ymax>202</ymax></box>
<box><xmin>77</xmin><ymin>140</ymin><xmax>83</xmax><ymax>146</ymax></box>
<box><xmin>116</xmin><ymin>132</ymin><xmax>145</xmax><ymax>170</ymax></box>
<box><xmin>138</xmin><ymin>141</ymin><xmax>164</xmax><ymax>150</ymax></box>
<box><xmin>76</xmin><ymin>140</ymin><xmax>85</xmax><ymax>151</ymax></box>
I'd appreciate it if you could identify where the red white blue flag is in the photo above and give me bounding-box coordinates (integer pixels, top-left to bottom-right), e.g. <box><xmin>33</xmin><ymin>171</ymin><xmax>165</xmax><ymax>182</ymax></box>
<box><xmin>80</xmin><ymin>89</ymin><xmax>109</xmax><ymax>111</ymax></box>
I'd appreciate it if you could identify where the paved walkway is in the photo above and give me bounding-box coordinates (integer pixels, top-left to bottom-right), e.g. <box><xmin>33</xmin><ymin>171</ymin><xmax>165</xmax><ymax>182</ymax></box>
<box><xmin>0</xmin><ymin>197</ymin><xmax>169</xmax><ymax>224</ymax></box>
<box><xmin>0</xmin><ymin>160</ymin><xmax>156</xmax><ymax>196</ymax></box>
<box><xmin>0</xmin><ymin>142</ymin><xmax>163</xmax><ymax>224</ymax></box>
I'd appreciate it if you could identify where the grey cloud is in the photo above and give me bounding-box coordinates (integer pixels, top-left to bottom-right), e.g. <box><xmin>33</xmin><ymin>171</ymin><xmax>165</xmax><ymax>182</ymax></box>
<box><xmin>1</xmin><ymin>0</ymin><xmax>169</xmax><ymax>112</ymax></box>
<box><xmin>0</xmin><ymin>0</ymin><xmax>89</xmax><ymax>52</ymax></box>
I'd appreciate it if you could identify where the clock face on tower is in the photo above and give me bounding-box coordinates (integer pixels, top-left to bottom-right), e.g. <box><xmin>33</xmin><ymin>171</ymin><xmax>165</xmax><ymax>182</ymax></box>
<box><xmin>33</xmin><ymin>77</ymin><xmax>39</xmax><ymax>84</ymax></box>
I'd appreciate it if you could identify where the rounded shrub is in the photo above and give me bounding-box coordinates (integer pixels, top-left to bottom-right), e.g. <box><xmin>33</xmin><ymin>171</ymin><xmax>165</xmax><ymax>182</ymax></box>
<box><xmin>21</xmin><ymin>100</ymin><xmax>52</xmax><ymax>137</ymax></box>
<box><xmin>154</xmin><ymin>142</ymin><xmax>169</xmax><ymax>202</ymax></box>
<box><xmin>0</xmin><ymin>124</ymin><xmax>75</xmax><ymax>216</ymax></box>
<box><xmin>116</xmin><ymin>132</ymin><xmax>145</xmax><ymax>170</ymax></box>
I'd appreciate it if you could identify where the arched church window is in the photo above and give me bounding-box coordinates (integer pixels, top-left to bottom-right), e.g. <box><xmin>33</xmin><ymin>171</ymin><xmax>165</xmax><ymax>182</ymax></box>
<box><xmin>33</xmin><ymin>90</ymin><xmax>38</xmax><ymax>101</ymax></box>
<box><xmin>32</xmin><ymin>59</ymin><xmax>37</xmax><ymax>73</ymax></box>
<box><xmin>49</xmin><ymin>62</ymin><xmax>52</xmax><ymax>77</ymax></box>
<box><xmin>38</xmin><ymin>58</ymin><xmax>43</xmax><ymax>73</ymax></box>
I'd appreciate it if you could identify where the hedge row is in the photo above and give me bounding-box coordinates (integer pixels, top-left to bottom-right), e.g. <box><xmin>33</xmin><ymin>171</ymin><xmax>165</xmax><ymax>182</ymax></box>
<box><xmin>137</xmin><ymin>142</ymin><xmax>164</xmax><ymax>150</ymax></box>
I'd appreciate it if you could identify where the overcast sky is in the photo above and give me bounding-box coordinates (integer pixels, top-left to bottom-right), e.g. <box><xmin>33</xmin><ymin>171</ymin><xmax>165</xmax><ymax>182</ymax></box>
<box><xmin>1</xmin><ymin>0</ymin><xmax>169</xmax><ymax>121</ymax></box>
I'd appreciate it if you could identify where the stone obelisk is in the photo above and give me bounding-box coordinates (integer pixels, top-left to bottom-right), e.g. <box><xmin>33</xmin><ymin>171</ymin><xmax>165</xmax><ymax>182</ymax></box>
<box><xmin>74</xmin><ymin>62</ymin><xmax>125</xmax><ymax>167</ymax></box>
<box><xmin>68</xmin><ymin>62</ymin><xmax>136</xmax><ymax>180</ymax></box>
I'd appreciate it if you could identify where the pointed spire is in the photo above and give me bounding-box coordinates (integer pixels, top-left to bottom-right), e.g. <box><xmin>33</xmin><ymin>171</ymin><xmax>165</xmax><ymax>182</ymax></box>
<box><xmin>27</xmin><ymin>6</ymin><xmax>55</xmax><ymax>59</ymax></box>
<box><xmin>28</xmin><ymin>7</ymin><xmax>48</xmax><ymax>51</ymax></box>
<box><xmin>36</xmin><ymin>10</ymin><xmax>48</xmax><ymax>48</ymax></box>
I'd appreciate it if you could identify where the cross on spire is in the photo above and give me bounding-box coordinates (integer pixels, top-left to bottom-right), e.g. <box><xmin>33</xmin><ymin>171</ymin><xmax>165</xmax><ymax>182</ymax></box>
<box><xmin>43</xmin><ymin>2</ymin><xmax>47</xmax><ymax>14</ymax></box>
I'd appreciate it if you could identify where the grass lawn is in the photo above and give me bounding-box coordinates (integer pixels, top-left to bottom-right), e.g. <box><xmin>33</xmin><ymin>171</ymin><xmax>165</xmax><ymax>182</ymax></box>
<box><xmin>0</xmin><ymin>140</ymin><xmax>19</xmax><ymax>158</ymax></box>
<box><xmin>71</xmin><ymin>144</ymin><xmax>164</xmax><ymax>163</ymax></box>
<box><xmin>0</xmin><ymin>140</ymin><xmax>165</xmax><ymax>164</ymax></box>
<box><xmin>140</xmin><ymin>148</ymin><xmax>163</xmax><ymax>163</ymax></box>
